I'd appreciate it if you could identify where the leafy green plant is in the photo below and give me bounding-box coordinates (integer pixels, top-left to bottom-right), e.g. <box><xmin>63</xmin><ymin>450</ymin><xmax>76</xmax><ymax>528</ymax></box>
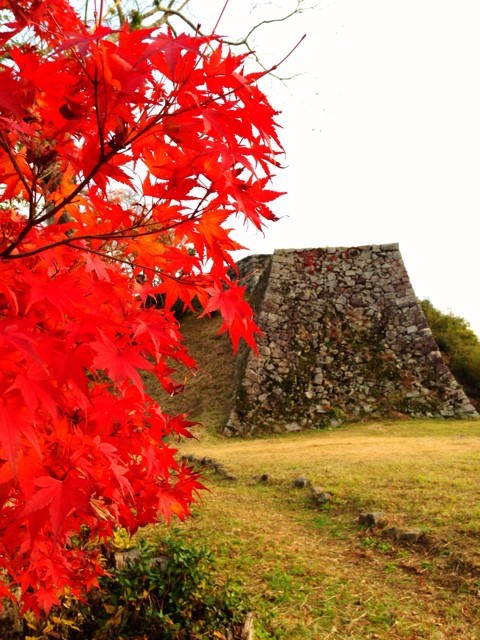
<box><xmin>25</xmin><ymin>530</ymin><xmax>248</xmax><ymax>640</ymax></box>
<box><xmin>421</xmin><ymin>299</ymin><xmax>480</xmax><ymax>407</ymax></box>
<box><xmin>360</xmin><ymin>536</ymin><xmax>391</xmax><ymax>553</ymax></box>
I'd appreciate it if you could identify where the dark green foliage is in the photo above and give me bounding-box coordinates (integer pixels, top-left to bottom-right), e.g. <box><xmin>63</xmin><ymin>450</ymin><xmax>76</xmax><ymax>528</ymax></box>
<box><xmin>128</xmin><ymin>9</ymin><xmax>142</xmax><ymax>29</ymax></box>
<box><xmin>421</xmin><ymin>300</ymin><xmax>480</xmax><ymax>408</ymax></box>
<box><xmin>25</xmin><ymin>531</ymin><xmax>248</xmax><ymax>639</ymax></box>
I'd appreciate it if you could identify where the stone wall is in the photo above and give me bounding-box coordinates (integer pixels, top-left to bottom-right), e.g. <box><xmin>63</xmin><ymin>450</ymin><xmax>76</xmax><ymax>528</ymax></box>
<box><xmin>226</xmin><ymin>244</ymin><xmax>477</xmax><ymax>436</ymax></box>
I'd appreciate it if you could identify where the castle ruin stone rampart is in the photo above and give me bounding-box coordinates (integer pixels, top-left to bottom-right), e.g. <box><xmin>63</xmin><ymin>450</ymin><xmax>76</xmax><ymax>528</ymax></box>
<box><xmin>226</xmin><ymin>244</ymin><xmax>477</xmax><ymax>435</ymax></box>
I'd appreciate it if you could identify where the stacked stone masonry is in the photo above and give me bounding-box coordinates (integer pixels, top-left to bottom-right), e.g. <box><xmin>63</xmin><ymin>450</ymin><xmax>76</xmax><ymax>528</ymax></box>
<box><xmin>226</xmin><ymin>244</ymin><xmax>477</xmax><ymax>436</ymax></box>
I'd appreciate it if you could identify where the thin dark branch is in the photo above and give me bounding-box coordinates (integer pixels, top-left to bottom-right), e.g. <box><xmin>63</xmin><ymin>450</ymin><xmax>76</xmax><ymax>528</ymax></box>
<box><xmin>67</xmin><ymin>240</ymin><xmax>206</xmax><ymax>287</ymax></box>
<box><xmin>29</xmin><ymin>169</ymin><xmax>37</xmax><ymax>222</ymax></box>
<box><xmin>4</xmin><ymin>192</ymin><xmax>219</xmax><ymax>260</ymax></box>
<box><xmin>0</xmin><ymin>147</ymin><xmax>116</xmax><ymax>258</ymax></box>
<box><xmin>212</xmin><ymin>0</ymin><xmax>230</xmax><ymax>35</ymax></box>
<box><xmin>0</xmin><ymin>133</ymin><xmax>33</xmax><ymax>200</ymax></box>
<box><xmin>93</xmin><ymin>69</ymin><xmax>106</xmax><ymax>160</ymax></box>
<box><xmin>235</xmin><ymin>1</ymin><xmax>308</xmax><ymax>46</ymax></box>
<box><xmin>1</xmin><ymin>22</ymin><xmax>294</xmax><ymax>260</ymax></box>
<box><xmin>222</xmin><ymin>0</ymin><xmax>313</xmax><ymax>81</ymax></box>
<box><xmin>141</xmin><ymin>3</ymin><xmax>198</xmax><ymax>32</ymax></box>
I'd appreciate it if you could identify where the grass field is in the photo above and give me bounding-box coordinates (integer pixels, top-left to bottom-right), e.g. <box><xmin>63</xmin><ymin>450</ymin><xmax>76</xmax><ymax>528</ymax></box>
<box><xmin>145</xmin><ymin>313</ymin><xmax>480</xmax><ymax>638</ymax></box>
<box><xmin>165</xmin><ymin>420</ymin><xmax>480</xmax><ymax>639</ymax></box>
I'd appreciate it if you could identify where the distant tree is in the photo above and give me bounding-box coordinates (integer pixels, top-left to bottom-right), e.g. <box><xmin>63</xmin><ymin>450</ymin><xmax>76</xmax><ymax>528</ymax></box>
<box><xmin>421</xmin><ymin>300</ymin><xmax>480</xmax><ymax>408</ymax></box>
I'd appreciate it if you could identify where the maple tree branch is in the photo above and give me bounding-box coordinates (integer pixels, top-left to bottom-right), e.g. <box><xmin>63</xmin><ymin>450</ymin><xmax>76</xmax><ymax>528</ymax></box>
<box><xmin>107</xmin><ymin>0</ymin><xmax>309</xmax><ymax>61</ymax></box>
<box><xmin>0</xmin><ymin>149</ymin><xmax>117</xmax><ymax>258</ymax></box>
<box><xmin>112</xmin><ymin>0</ymin><xmax>126</xmax><ymax>26</ymax></box>
<box><xmin>212</xmin><ymin>0</ymin><xmax>230</xmax><ymax>35</ymax></box>
<box><xmin>1</xmin><ymin>105</ymin><xmax>174</xmax><ymax>259</ymax></box>
<box><xmin>3</xmin><ymin>180</ymin><xmax>103</xmax><ymax>259</ymax></box>
<box><xmin>263</xmin><ymin>33</ymin><xmax>306</xmax><ymax>77</ymax></box>
<box><xmin>221</xmin><ymin>2</ymin><xmax>311</xmax><ymax>82</ymax></box>
<box><xmin>230</xmin><ymin>1</ymin><xmax>307</xmax><ymax>48</ymax></box>
<box><xmin>67</xmin><ymin>240</ymin><xmax>206</xmax><ymax>288</ymax></box>
<box><xmin>96</xmin><ymin>0</ymin><xmax>177</xmax><ymax>31</ymax></box>
<box><xmin>2</xmin><ymin>193</ymin><xmax>222</xmax><ymax>260</ymax></box>
<box><xmin>29</xmin><ymin>169</ymin><xmax>38</xmax><ymax>223</ymax></box>
<box><xmin>143</xmin><ymin>3</ymin><xmax>197</xmax><ymax>34</ymax></box>
<box><xmin>93</xmin><ymin>69</ymin><xmax>107</xmax><ymax>160</ymax></box>
<box><xmin>0</xmin><ymin>133</ymin><xmax>33</xmax><ymax>200</ymax></box>
<box><xmin>1</xmin><ymin>26</ymin><xmax>292</xmax><ymax>260</ymax></box>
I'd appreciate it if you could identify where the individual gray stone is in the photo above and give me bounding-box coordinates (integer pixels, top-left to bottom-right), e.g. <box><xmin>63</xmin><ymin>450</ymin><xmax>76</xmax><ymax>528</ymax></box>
<box><xmin>383</xmin><ymin>527</ymin><xmax>399</xmax><ymax>539</ymax></box>
<box><xmin>329</xmin><ymin>419</ymin><xmax>343</xmax><ymax>428</ymax></box>
<box><xmin>311</xmin><ymin>486</ymin><xmax>333</xmax><ymax>506</ymax></box>
<box><xmin>358</xmin><ymin>512</ymin><xmax>388</xmax><ymax>528</ymax></box>
<box><xmin>115</xmin><ymin>548</ymin><xmax>141</xmax><ymax>569</ymax></box>
<box><xmin>285</xmin><ymin>421</ymin><xmax>302</xmax><ymax>432</ymax></box>
<box><xmin>382</xmin><ymin>527</ymin><xmax>424</xmax><ymax>544</ymax></box>
<box><xmin>293</xmin><ymin>476</ymin><xmax>310</xmax><ymax>488</ymax></box>
<box><xmin>396</xmin><ymin>529</ymin><xmax>424</xmax><ymax>544</ymax></box>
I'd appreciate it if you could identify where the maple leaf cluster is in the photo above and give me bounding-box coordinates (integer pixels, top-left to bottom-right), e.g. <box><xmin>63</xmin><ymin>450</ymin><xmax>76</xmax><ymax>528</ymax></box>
<box><xmin>0</xmin><ymin>0</ymin><xmax>283</xmax><ymax>614</ymax></box>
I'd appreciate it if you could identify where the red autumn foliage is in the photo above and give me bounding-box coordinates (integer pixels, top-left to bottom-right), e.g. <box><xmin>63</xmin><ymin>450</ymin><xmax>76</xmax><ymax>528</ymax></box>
<box><xmin>0</xmin><ymin>0</ymin><xmax>283</xmax><ymax>613</ymax></box>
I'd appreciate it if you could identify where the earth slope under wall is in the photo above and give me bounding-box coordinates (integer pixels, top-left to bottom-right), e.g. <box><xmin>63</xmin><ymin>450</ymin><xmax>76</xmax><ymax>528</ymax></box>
<box><xmin>226</xmin><ymin>244</ymin><xmax>477</xmax><ymax>436</ymax></box>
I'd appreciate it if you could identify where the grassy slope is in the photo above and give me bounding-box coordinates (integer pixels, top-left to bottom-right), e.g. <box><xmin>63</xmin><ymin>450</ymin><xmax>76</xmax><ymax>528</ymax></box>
<box><xmin>143</xmin><ymin>312</ymin><xmax>236</xmax><ymax>435</ymax></box>
<box><xmin>145</xmin><ymin>314</ymin><xmax>480</xmax><ymax>639</ymax></box>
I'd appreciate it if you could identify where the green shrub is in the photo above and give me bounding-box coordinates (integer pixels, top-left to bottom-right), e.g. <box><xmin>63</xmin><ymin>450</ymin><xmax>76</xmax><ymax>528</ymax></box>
<box><xmin>24</xmin><ymin>530</ymin><xmax>248</xmax><ymax>640</ymax></box>
<box><xmin>421</xmin><ymin>300</ymin><xmax>480</xmax><ymax>407</ymax></box>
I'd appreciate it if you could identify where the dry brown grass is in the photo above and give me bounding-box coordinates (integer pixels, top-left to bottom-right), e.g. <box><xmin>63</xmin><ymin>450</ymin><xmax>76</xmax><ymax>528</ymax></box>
<box><xmin>184</xmin><ymin>421</ymin><xmax>480</xmax><ymax>466</ymax></box>
<box><xmin>143</xmin><ymin>312</ymin><xmax>235</xmax><ymax>431</ymax></box>
<box><xmin>166</xmin><ymin>420</ymin><xmax>480</xmax><ymax>639</ymax></box>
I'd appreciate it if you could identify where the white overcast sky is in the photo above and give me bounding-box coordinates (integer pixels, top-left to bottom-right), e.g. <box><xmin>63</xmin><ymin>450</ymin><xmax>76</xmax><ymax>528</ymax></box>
<box><xmin>187</xmin><ymin>1</ymin><xmax>480</xmax><ymax>335</ymax></box>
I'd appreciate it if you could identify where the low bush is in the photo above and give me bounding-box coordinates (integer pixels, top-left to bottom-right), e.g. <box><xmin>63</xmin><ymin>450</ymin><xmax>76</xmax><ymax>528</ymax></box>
<box><xmin>421</xmin><ymin>299</ymin><xmax>480</xmax><ymax>408</ymax></box>
<box><xmin>23</xmin><ymin>529</ymin><xmax>248</xmax><ymax>640</ymax></box>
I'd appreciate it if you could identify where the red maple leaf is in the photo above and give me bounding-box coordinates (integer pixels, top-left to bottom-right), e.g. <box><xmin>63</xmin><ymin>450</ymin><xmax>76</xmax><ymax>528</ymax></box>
<box><xmin>91</xmin><ymin>332</ymin><xmax>154</xmax><ymax>392</ymax></box>
<box><xmin>201</xmin><ymin>282</ymin><xmax>261</xmax><ymax>351</ymax></box>
<box><xmin>22</xmin><ymin>474</ymin><xmax>86</xmax><ymax>539</ymax></box>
